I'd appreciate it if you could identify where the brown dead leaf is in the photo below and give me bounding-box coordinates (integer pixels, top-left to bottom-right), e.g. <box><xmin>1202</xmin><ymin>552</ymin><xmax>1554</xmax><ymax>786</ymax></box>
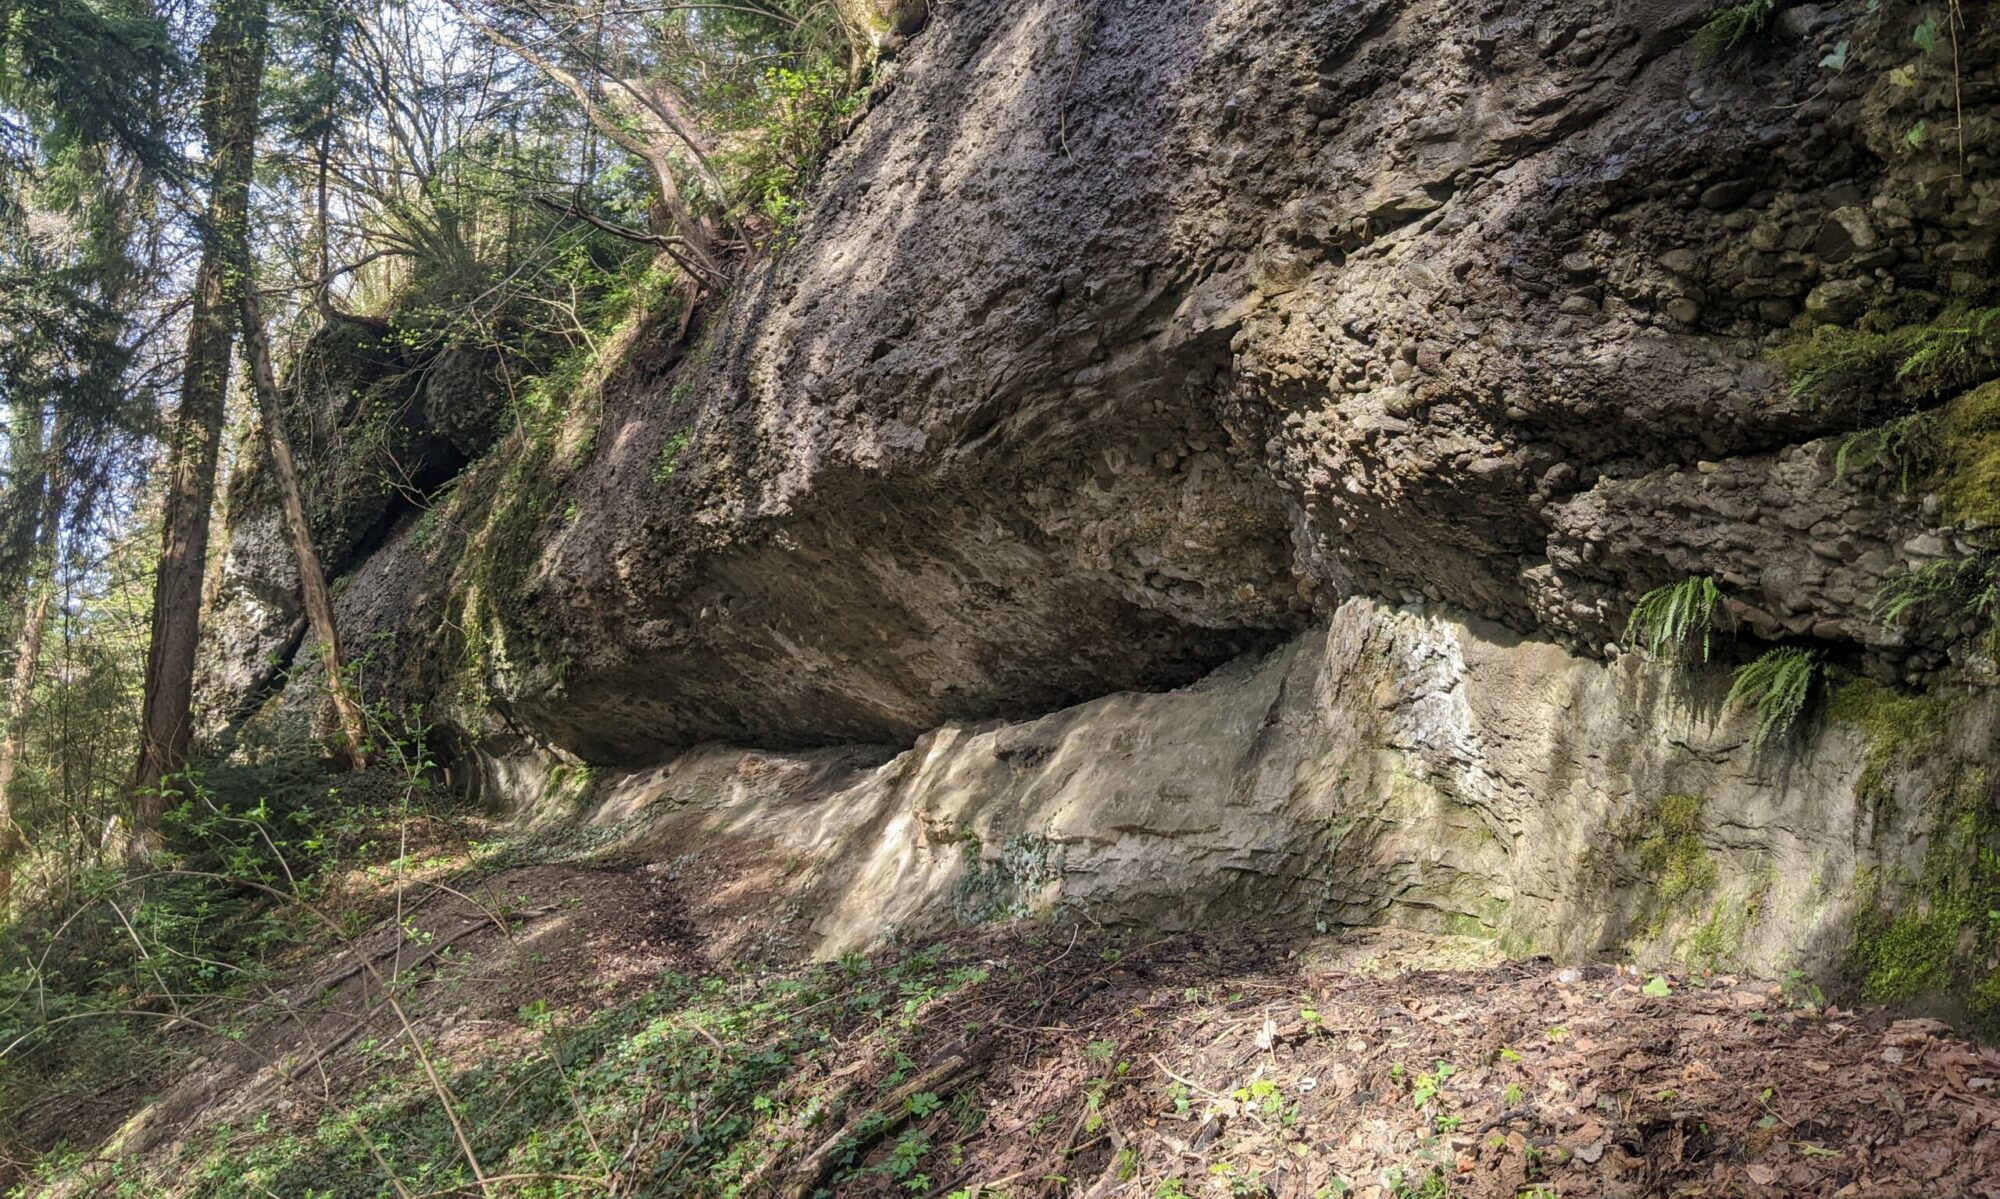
<box><xmin>1884</xmin><ymin>1018</ymin><xmax>1954</xmax><ymax>1046</ymax></box>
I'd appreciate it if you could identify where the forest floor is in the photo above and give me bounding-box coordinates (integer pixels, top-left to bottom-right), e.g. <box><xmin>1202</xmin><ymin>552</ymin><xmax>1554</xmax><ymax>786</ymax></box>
<box><xmin>8</xmin><ymin>841</ymin><xmax>2000</xmax><ymax>1199</ymax></box>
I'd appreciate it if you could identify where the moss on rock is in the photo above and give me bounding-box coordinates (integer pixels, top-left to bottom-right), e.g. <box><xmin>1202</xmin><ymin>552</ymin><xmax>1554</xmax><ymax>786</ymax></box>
<box><xmin>1930</xmin><ymin>380</ymin><xmax>2000</xmax><ymax>526</ymax></box>
<box><xmin>1639</xmin><ymin>793</ymin><xmax>1718</xmax><ymax>913</ymax></box>
<box><xmin>1845</xmin><ymin>765</ymin><xmax>2000</xmax><ymax>1036</ymax></box>
<box><xmin>1825</xmin><ymin>678</ymin><xmax>1950</xmax><ymax>815</ymax></box>
<box><xmin>1771</xmin><ymin>298</ymin><xmax>2000</xmax><ymax>406</ymax></box>
<box><xmin>428</xmin><ymin>264</ymin><xmax>689</xmax><ymax>725</ymax></box>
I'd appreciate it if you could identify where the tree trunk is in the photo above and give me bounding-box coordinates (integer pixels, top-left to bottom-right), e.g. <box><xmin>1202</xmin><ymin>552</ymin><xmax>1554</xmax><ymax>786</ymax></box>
<box><xmin>0</xmin><ymin>414</ymin><xmax>60</xmax><ymax>909</ymax></box>
<box><xmin>237</xmin><ymin>283</ymin><xmax>370</xmax><ymax>770</ymax></box>
<box><xmin>131</xmin><ymin>0</ymin><xmax>268</xmax><ymax>848</ymax></box>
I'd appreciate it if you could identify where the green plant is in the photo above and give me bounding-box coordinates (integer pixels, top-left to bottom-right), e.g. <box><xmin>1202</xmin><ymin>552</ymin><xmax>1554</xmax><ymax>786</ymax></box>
<box><xmin>1638</xmin><ymin>794</ymin><xmax>1718</xmax><ymax>913</ymax></box>
<box><xmin>1835</xmin><ymin>410</ymin><xmax>1938</xmax><ymax>489</ymax></box>
<box><xmin>1083</xmin><ymin>1042</ymin><xmax>1129</xmax><ymax>1132</ymax></box>
<box><xmin>1846</xmin><ymin>771</ymin><xmax>2000</xmax><ymax>1034</ymax></box>
<box><xmin>1625</xmin><ymin>576</ymin><xmax>1726</xmax><ymax>663</ymax></box>
<box><xmin>1116</xmin><ymin>1147</ymin><xmax>1139</xmax><ymax>1180</ymax></box>
<box><xmin>1385</xmin><ymin>1165</ymin><xmax>1455</xmax><ymax>1199</ymax></box>
<box><xmin>1210</xmin><ymin>1161</ymin><xmax>1268</xmax><ymax>1197</ymax></box>
<box><xmin>1691</xmin><ymin>0</ymin><xmax>1776</xmax><ymax>62</ymax></box>
<box><xmin>1895</xmin><ymin>306</ymin><xmax>2000</xmax><ymax>385</ymax></box>
<box><xmin>1726</xmin><ymin>647</ymin><xmax>1825</xmax><ymax>745</ymax></box>
<box><xmin>1875</xmin><ymin>554</ymin><xmax>2000</xmax><ymax>630</ymax></box>
<box><xmin>1233</xmin><ymin>1077</ymin><xmax>1285</xmax><ymax>1116</ymax></box>
<box><xmin>1928</xmin><ymin>381</ymin><xmax>2000</xmax><ymax>525</ymax></box>
<box><xmin>652</xmin><ymin>428</ymin><xmax>693</xmax><ymax>482</ymax></box>
<box><xmin>1774</xmin><ymin>304</ymin><xmax>2000</xmax><ymax>403</ymax></box>
<box><xmin>1410</xmin><ymin>1060</ymin><xmax>1455</xmax><ymax>1110</ymax></box>
<box><xmin>722</xmin><ymin>59</ymin><xmax>868</xmax><ymax>236</ymax></box>
<box><xmin>879</xmin><ymin>1128</ymin><xmax>930</xmax><ymax>1182</ymax></box>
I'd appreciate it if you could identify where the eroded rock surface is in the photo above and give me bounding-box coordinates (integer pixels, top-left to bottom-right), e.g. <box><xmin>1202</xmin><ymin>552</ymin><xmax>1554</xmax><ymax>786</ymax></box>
<box><xmin>209</xmin><ymin>0</ymin><xmax>2000</xmax><ymax>753</ymax></box>
<box><xmin>202</xmin><ymin>0</ymin><xmax>2000</xmax><ymax>1010</ymax></box>
<box><xmin>411</xmin><ymin>0</ymin><xmax>1991</xmax><ymax>756</ymax></box>
<box><xmin>534</xmin><ymin>597</ymin><xmax>1957</xmax><ymax>980</ymax></box>
<box><xmin>199</xmin><ymin>319</ymin><xmax>503</xmax><ymax>733</ymax></box>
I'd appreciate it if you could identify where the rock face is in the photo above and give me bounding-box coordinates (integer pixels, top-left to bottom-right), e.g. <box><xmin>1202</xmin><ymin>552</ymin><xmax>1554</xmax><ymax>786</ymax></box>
<box><xmin>198</xmin><ymin>319</ymin><xmax>502</xmax><ymax>734</ymax></box>
<box><xmin>206</xmin><ymin>1</ymin><xmax>2000</xmax><ymax>1008</ymax></box>
<box><xmin>415</xmin><ymin>0</ymin><xmax>1989</xmax><ymax>758</ymax></box>
<box><xmin>533</xmin><ymin>597</ymin><xmax>1964</xmax><ymax>983</ymax></box>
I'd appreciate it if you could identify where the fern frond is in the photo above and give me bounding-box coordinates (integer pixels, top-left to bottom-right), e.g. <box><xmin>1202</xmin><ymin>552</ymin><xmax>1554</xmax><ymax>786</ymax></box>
<box><xmin>1874</xmin><ymin>554</ymin><xmax>2000</xmax><ymax>629</ymax></box>
<box><xmin>1726</xmin><ymin>646</ymin><xmax>1824</xmax><ymax>745</ymax></box>
<box><xmin>1626</xmin><ymin>576</ymin><xmax>1726</xmax><ymax>663</ymax></box>
<box><xmin>1835</xmin><ymin>410</ymin><xmax>1938</xmax><ymax>490</ymax></box>
<box><xmin>1692</xmin><ymin>0</ymin><xmax>1777</xmax><ymax>63</ymax></box>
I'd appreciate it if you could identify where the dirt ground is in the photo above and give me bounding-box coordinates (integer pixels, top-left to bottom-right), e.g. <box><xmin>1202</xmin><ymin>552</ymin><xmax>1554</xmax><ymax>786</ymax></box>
<box><xmin>12</xmin><ymin>856</ymin><xmax>693</xmax><ymax>1172</ymax></box>
<box><xmin>871</xmin><ymin>929</ymin><xmax>2000</xmax><ymax>1199</ymax></box>
<box><xmin>15</xmin><ymin>851</ymin><xmax>2000</xmax><ymax>1199</ymax></box>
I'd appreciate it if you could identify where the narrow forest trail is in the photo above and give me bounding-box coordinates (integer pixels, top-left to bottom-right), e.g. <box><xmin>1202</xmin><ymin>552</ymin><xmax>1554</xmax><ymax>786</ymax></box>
<box><xmin>14</xmin><ymin>833</ymin><xmax>1998</xmax><ymax>1199</ymax></box>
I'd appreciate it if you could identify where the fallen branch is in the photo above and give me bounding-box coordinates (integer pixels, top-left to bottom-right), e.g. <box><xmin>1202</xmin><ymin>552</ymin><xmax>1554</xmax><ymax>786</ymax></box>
<box><xmin>757</xmin><ymin>1041</ymin><xmax>992</xmax><ymax>1199</ymax></box>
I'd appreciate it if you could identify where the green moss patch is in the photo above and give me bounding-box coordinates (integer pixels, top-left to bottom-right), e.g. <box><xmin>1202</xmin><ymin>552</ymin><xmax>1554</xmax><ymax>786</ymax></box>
<box><xmin>1930</xmin><ymin>380</ymin><xmax>2000</xmax><ymax>525</ymax></box>
<box><xmin>1633</xmin><ymin>794</ymin><xmax>1719</xmax><ymax>943</ymax></box>
<box><xmin>1827</xmin><ymin>681</ymin><xmax>2000</xmax><ymax>1034</ymax></box>
<box><xmin>950</xmin><ymin>832</ymin><xmax>1066</xmax><ymax>925</ymax></box>
<box><xmin>430</xmin><ymin>264</ymin><xmax>690</xmax><ymax>718</ymax></box>
<box><xmin>1772</xmin><ymin>302</ymin><xmax>2000</xmax><ymax>405</ymax></box>
<box><xmin>1845</xmin><ymin>769</ymin><xmax>2000</xmax><ymax>1036</ymax></box>
<box><xmin>1825</xmin><ymin>679</ymin><xmax>1950</xmax><ymax>814</ymax></box>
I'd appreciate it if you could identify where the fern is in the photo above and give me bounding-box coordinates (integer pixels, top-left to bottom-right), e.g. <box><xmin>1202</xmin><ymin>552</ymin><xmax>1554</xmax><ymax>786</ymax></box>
<box><xmin>1625</xmin><ymin>576</ymin><xmax>1727</xmax><ymax>663</ymax></box>
<box><xmin>1835</xmin><ymin>410</ymin><xmax>1939</xmax><ymax>490</ymax></box>
<box><xmin>1776</xmin><ymin>303</ymin><xmax>2000</xmax><ymax>404</ymax></box>
<box><xmin>1875</xmin><ymin>555</ymin><xmax>2000</xmax><ymax>628</ymax></box>
<box><xmin>1726</xmin><ymin>647</ymin><xmax>1825</xmax><ymax>746</ymax></box>
<box><xmin>1692</xmin><ymin>0</ymin><xmax>1777</xmax><ymax>63</ymax></box>
<box><xmin>1895</xmin><ymin>306</ymin><xmax>2000</xmax><ymax>384</ymax></box>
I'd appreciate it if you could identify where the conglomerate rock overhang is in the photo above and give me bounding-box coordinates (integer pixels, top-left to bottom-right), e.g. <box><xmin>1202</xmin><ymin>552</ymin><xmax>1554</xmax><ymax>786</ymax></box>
<box><xmin>199</xmin><ymin>0</ymin><xmax>2000</xmax><ymax>1015</ymax></box>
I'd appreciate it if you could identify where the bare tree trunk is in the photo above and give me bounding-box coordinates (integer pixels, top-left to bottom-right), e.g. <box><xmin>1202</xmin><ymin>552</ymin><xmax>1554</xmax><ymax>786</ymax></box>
<box><xmin>0</xmin><ymin>416</ymin><xmax>61</xmax><ymax>909</ymax></box>
<box><xmin>238</xmin><ymin>283</ymin><xmax>370</xmax><ymax>770</ymax></box>
<box><xmin>132</xmin><ymin>0</ymin><xmax>268</xmax><ymax>849</ymax></box>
